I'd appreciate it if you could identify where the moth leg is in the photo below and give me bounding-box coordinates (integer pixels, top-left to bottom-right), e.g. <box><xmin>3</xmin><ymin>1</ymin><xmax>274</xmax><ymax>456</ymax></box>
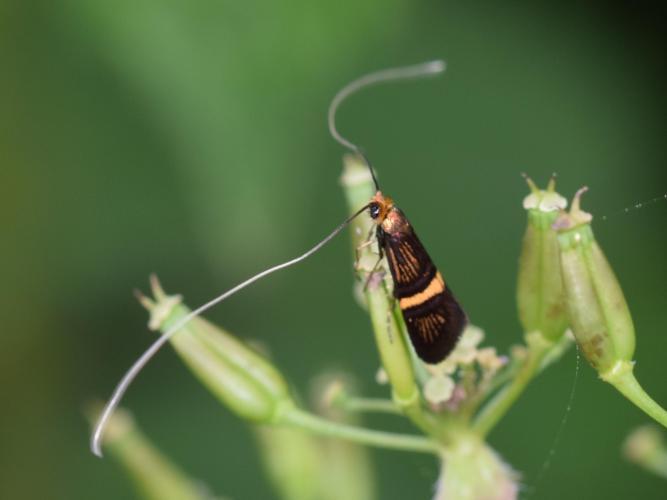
<box><xmin>353</xmin><ymin>240</ymin><xmax>374</xmax><ymax>270</ymax></box>
<box><xmin>353</xmin><ymin>224</ymin><xmax>379</xmax><ymax>273</ymax></box>
<box><xmin>362</xmin><ymin>255</ymin><xmax>385</xmax><ymax>292</ymax></box>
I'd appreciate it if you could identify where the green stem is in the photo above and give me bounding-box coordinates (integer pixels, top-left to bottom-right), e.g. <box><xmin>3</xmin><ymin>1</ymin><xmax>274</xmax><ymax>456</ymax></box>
<box><xmin>537</xmin><ymin>332</ymin><xmax>574</xmax><ymax>372</ymax></box>
<box><xmin>384</xmin><ymin>300</ymin><xmax>442</xmax><ymax>437</ymax></box>
<box><xmin>459</xmin><ymin>363</ymin><xmax>517</xmax><ymax>421</ymax></box>
<box><xmin>282</xmin><ymin>408</ymin><xmax>439</xmax><ymax>455</ymax></box>
<box><xmin>342</xmin><ymin>397</ymin><xmax>402</xmax><ymax>415</ymax></box>
<box><xmin>466</xmin><ymin>334</ymin><xmax>573</xmax><ymax>422</ymax></box>
<box><xmin>602</xmin><ymin>361</ymin><xmax>667</xmax><ymax>428</ymax></box>
<box><xmin>472</xmin><ymin>335</ymin><xmax>550</xmax><ymax>437</ymax></box>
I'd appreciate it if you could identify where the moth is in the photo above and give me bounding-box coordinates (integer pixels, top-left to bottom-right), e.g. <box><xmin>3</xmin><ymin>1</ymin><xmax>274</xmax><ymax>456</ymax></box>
<box><xmin>368</xmin><ymin>191</ymin><xmax>466</xmax><ymax>363</ymax></box>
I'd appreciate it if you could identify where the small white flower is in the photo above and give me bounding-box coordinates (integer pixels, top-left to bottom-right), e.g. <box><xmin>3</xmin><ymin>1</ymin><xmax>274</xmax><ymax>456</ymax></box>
<box><xmin>424</xmin><ymin>374</ymin><xmax>455</xmax><ymax>405</ymax></box>
<box><xmin>427</xmin><ymin>324</ymin><xmax>486</xmax><ymax>376</ymax></box>
<box><xmin>510</xmin><ymin>344</ymin><xmax>528</xmax><ymax>361</ymax></box>
<box><xmin>476</xmin><ymin>347</ymin><xmax>506</xmax><ymax>373</ymax></box>
<box><xmin>448</xmin><ymin>324</ymin><xmax>485</xmax><ymax>364</ymax></box>
<box><xmin>460</xmin><ymin>325</ymin><xmax>485</xmax><ymax>347</ymax></box>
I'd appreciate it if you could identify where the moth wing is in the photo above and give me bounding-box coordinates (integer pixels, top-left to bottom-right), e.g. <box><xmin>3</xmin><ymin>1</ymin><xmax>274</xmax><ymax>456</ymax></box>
<box><xmin>401</xmin><ymin>287</ymin><xmax>467</xmax><ymax>364</ymax></box>
<box><xmin>382</xmin><ymin>225</ymin><xmax>436</xmax><ymax>296</ymax></box>
<box><xmin>381</xmin><ymin>219</ymin><xmax>467</xmax><ymax>364</ymax></box>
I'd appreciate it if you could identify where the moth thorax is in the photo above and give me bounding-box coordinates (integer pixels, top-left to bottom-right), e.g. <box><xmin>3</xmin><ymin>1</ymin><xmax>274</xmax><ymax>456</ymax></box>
<box><xmin>381</xmin><ymin>208</ymin><xmax>409</xmax><ymax>234</ymax></box>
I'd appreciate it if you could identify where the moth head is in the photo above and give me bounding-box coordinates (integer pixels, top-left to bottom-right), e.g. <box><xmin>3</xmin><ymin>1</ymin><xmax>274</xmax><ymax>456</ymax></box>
<box><xmin>369</xmin><ymin>192</ymin><xmax>394</xmax><ymax>223</ymax></box>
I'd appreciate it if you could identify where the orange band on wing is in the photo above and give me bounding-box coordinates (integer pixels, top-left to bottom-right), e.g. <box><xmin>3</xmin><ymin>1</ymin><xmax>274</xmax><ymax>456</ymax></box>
<box><xmin>399</xmin><ymin>272</ymin><xmax>445</xmax><ymax>309</ymax></box>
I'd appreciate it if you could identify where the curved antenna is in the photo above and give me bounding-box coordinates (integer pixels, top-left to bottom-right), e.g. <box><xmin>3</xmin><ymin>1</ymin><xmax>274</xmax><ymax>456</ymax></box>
<box><xmin>91</xmin><ymin>203</ymin><xmax>370</xmax><ymax>457</ymax></box>
<box><xmin>327</xmin><ymin>59</ymin><xmax>447</xmax><ymax>191</ymax></box>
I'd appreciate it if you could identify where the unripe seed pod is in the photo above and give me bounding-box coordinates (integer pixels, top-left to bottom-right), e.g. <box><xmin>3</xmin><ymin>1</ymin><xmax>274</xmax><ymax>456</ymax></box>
<box><xmin>517</xmin><ymin>176</ymin><xmax>569</xmax><ymax>342</ymax></box>
<box><xmin>553</xmin><ymin>189</ymin><xmax>667</xmax><ymax>428</ymax></box>
<box><xmin>553</xmin><ymin>188</ymin><xmax>635</xmax><ymax>373</ymax></box>
<box><xmin>139</xmin><ymin>276</ymin><xmax>291</xmax><ymax>423</ymax></box>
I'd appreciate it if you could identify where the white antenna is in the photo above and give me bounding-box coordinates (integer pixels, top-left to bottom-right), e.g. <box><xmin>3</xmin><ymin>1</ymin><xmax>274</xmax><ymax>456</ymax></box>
<box><xmin>327</xmin><ymin>59</ymin><xmax>446</xmax><ymax>191</ymax></box>
<box><xmin>91</xmin><ymin>204</ymin><xmax>369</xmax><ymax>457</ymax></box>
<box><xmin>92</xmin><ymin>59</ymin><xmax>448</xmax><ymax>457</ymax></box>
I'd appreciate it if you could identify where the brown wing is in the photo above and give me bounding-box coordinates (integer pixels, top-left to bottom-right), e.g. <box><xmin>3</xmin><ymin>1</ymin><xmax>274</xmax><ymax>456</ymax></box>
<box><xmin>399</xmin><ymin>284</ymin><xmax>467</xmax><ymax>364</ymax></box>
<box><xmin>380</xmin><ymin>212</ymin><xmax>467</xmax><ymax>364</ymax></box>
<box><xmin>380</xmin><ymin>221</ymin><xmax>436</xmax><ymax>297</ymax></box>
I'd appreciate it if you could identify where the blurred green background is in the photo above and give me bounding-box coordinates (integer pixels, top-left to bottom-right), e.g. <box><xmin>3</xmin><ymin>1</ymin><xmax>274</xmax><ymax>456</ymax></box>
<box><xmin>2</xmin><ymin>1</ymin><xmax>666</xmax><ymax>499</ymax></box>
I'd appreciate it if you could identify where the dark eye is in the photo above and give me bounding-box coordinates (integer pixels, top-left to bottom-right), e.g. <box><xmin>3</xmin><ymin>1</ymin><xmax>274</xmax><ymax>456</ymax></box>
<box><xmin>369</xmin><ymin>203</ymin><xmax>380</xmax><ymax>219</ymax></box>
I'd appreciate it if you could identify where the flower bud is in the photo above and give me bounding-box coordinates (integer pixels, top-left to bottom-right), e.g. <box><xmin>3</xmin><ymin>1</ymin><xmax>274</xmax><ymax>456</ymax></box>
<box><xmin>517</xmin><ymin>176</ymin><xmax>568</xmax><ymax>342</ymax></box>
<box><xmin>138</xmin><ymin>275</ymin><xmax>291</xmax><ymax>423</ymax></box>
<box><xmin>553</xmin><ymin>188</ymin><xmax>634</xmax><ymax>373</ymax></box>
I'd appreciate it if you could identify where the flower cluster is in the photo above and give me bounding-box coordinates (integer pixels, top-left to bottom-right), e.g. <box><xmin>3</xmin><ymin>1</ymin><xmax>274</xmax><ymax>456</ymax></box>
<box><xmin>423</xmin><ymin>325</ymin><xmax>508</xmax><ymax>410</ymax></box>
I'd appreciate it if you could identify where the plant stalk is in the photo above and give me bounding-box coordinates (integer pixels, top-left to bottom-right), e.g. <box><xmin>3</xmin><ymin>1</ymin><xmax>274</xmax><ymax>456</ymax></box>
<box><xmin>472</xmin><ymin>336</ymin><xmax>550</xmax><ymax>437</ymax></box>
<box><xmin>602</xmin><ymin>361</ymin><xmax>667</xmax><ymax>428</ymax></box>
<box><xmin>282</xmin><ymin>408</ymin><xmax>439</xmax><ymax>455</ymax></box>
<box><xmin>341</xmin><ymin>397</ymin><xmax>402</xmax><ymax>415</ymax></box>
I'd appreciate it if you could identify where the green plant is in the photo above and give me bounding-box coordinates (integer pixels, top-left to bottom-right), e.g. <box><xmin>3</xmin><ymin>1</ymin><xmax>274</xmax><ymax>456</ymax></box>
<box><xmin>93</xmin><ymin>155</ymin><xmax>667</xmax><ymax>500</ymax></box>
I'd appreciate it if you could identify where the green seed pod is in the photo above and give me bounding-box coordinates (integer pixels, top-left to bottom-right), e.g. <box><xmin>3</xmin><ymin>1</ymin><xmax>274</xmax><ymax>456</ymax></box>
<box><xmin>87</xmin><ymin>405</ymin><xmax>210</xmax><ymax>500</ymax></box>
<box><xmin>139</xmin><ymin>276</ymin><xmax>292</xmax><ymax>423</ymax></box>
<box><xmin>553</xmin><ymin>188</ymin><xmax>635</xmax><ymax>373</ymax></box>
<box><xmin>517</xmin><ymin>176</ymin><xmax>569</xmax><ymax>342</ymax></box>
<box><xmin>554</xmin><ymin>189</ymin><xmax>667</xmax><ymax>428</ymax></box>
